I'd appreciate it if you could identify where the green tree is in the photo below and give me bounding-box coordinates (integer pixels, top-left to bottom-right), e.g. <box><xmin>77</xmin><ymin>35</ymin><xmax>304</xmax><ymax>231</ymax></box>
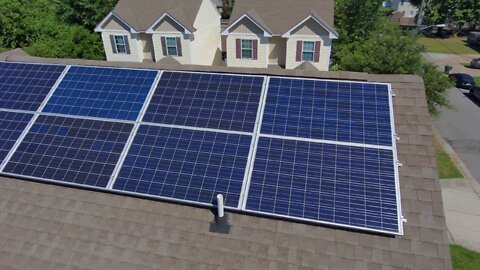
<box><xmin>337</xmin><ymin>19</ymin><xmax>424</xmax><ymax>74</ymax></box>
<box><xmin>333</xmin><ymin>1</ymin><xmax>453</xmax><ymax>116</ymax></box>
<box><xmin>0</xmin><ymin>0</ymin><xmax>107</xmax><ymax>60</ymax></box>
<box><xmin>55</xmin><ymin>0</ymin><xmax>117</xmax><ymax>30</ymax></box>
<box><xmin>420</xmin><ymin>62</ymin><xmax>453</xmax><ymax>117</ymax></box>
<box><xmin>335</xmin><ymin>0</ymin><xmax>384</xmax><ymax>45</ymax></box>
<box><xmin>425</xmin><ymin>0</ymin><xmax>479</xmax><ymax>29</ymax></box>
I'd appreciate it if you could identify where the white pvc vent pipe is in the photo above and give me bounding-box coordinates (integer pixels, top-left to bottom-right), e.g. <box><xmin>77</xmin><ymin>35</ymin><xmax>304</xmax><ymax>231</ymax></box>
<box><xmin>217</xmin><ymin>194</ymin><xmax>225</xmax><ymax>218</ymax></box>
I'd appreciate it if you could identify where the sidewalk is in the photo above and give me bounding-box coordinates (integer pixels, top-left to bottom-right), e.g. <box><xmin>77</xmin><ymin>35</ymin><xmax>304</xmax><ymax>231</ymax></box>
<box><xmin>435</xmin><ymin>130</ymin><xmax>480</xmax><ymax>252</ymax></box>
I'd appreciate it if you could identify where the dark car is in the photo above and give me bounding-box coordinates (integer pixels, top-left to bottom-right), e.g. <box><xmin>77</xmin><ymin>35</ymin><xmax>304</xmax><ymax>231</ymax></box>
<box><xmin>449</xmin><ymin>73</ymin><xmax>476</xmax><ymax>89</ymax></box>
<box><xmin>470</xmin><ymin>86</ymin><xmax>480</xmax><ymax>101</ymax></box>
<box><xmin>470</xmin><ymin>58</ymin><xmax>480</xmax><ymax>69</ymax></box>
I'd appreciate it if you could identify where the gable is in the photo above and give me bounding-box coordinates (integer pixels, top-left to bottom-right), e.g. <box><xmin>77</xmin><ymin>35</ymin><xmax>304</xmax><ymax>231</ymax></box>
<box><xmin>230</xmin><ymin>17</ymin><xmax>264</xmax><ymax>35</ymax></box>
<box><xmin>102</xmin><ymin>16</ymin><xmax>131</xmax><ymax>31</ymax></box>
<box><xmin>291</xmin><ymin>18</ymin><xmax>329</xmax><ymax>36</ymax></box>
<box><xmin>152</xmin><ymin>16</ymin><xmax>185</xmax><ymax>32</ymax></box>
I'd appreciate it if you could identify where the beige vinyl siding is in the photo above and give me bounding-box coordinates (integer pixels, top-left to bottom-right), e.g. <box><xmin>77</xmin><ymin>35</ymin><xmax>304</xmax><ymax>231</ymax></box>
<box><xmin>102</xmin><ymin>16</ymin><xmax>130</xmax><ymax>31</ymax></box>
<box><xmin>151</xmin><ymin>33</ymin><xmax>191</xmax><ymax>64</ymax></box>
<box><xmin>101</xmin><ymin>32</ymin><xmax>142</xmax><ymax>62</ymax></box>
<box><xmin>226</xmin><ymin>35</ymin><xmax>268</xmax><ymax>68</ymax></box>
<box><xmin>291</xmin><ymin>18</ymin><xmax>330</xmax><ymax>36</ymax></box>
<box><xmin>230</xmin><ymin>18</ymin><xmax>264</xmax><ymax>35</ymax></box>
<box><xmin>189</xmin><ymin>0</ymin><xmax>222</xmax><ymax>65</ymax></box>
<box><xmin>284</xmin><ymin>18</ymin><xmax>333</xmax><ymax>70</ymax></box>
<box><xmin>285</xmin><ymin>36</ymin><xmax>331</xmax><ymax>70</ymax></box>
<box><xmin>225</xmin><ymin>17</ymin><xmax>268</xmax><ymax>68</ymax></box>
<box><xmin>138</xmin><ymin>33</ymin><xmax>154</xmax><ymax>61</ymax></box>
<box><xmin>268</xmin><ymin>37</ymin><xmax>287</xmax><ymax>66</ymax></box>
<box><xmin>152</xmin><ymin>17</ymin><xmax>185</xmax><ymax>33</ymax></box>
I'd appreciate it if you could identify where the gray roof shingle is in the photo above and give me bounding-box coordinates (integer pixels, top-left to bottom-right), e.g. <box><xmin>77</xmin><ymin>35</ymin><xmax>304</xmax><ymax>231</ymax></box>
<box><xmin>0</xmin><ymin>50</ymin><xmax>452</xmax><ymax>270</ymax></box>
<box><xmin>112</xmin><ymin>0</ymin><xmax>204</xmax><ymax>32</ymax></box>
<box><xmin>227</xmin><ymin>0</ymin><xmax>337</xmax><ymax>36</ymax></box>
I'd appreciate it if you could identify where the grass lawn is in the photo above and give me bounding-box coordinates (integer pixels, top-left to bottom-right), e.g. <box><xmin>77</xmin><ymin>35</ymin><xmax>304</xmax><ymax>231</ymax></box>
<box><xmin>434</xmin><ymin>139</ymin><xmax>463</xmax><ymax>179</ymax></box>
<box><xmin>0</xmin><ymin>48</ymin><xmax>7</xmax><ymax>53</ymax></box>
<box><xmin>451</xmin><ymin>245</ymin><xmax>480</xmax><ymax>270</ymax></box>
<box><xmin>475</xmin><ymin>77</ymin><xmax>480</xmax><ymax>86</ymax></box>
<box><xmin>417</xmin><ymin>37</ymin><xmax>480</xmax><ymax>54</ymax></box>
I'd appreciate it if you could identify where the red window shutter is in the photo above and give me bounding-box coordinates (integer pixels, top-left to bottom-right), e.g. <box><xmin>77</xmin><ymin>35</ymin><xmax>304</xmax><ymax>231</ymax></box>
<box><xmin>314</xmin><ymin>41</ymin><xmax>321</xmax><ymax>62</ymax></box>
<box><xmin>236</xmin><ymin>39</ymin><xmax>241</xmax><ymax>59</ymax></box>
<box><xmin>253</xmin><ymin>40</ymin><xmax>258</xmax><ymax>60</ymax></box>
<box><xmin>296</xmin><ymin>41</ymin><xmax>302</xmax><ymax>62</ymax></box>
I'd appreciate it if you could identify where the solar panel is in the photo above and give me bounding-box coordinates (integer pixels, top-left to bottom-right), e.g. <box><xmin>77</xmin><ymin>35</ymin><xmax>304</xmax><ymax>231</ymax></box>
<box><xmin>261</xmin><ymin>77</ymin><xmax>393</xmax><ymax>146</ymax></box>
<box><xmin>245</xmin><ymin>137</ymin><xmax>399</xmax><ymax>233</ymax></box>
<box><xmin>0</xmin><ymin>62</ymin><xmax>66</xmax><ymax>111</ymax></box>
<box><xmin>3</xmin><ymin>115</ymin><xmax>133</xmax><ymax>188</ymax></box>
<box><xmin>0</xmin><ymin>111</ymin><xmax>34</xmax><ymax>166</ymax></box>
<box><xmin>0</xmin><ymin>61</ymin><xmax>402</xmax><ymax>234</ymax></box>
<box><xmin>113</xmin><ymin>125</ymin><xmax>252</xmax><ymax>207</ymax></box>
<box><xmin>43</xmin><ymin>66</ymin><xmax>158</xmax><ymax>121</ymax></box>
<box><xmin>142</xmin><ymin>71</ymin><xmax>264</xmax><ymax>132</ymax></box>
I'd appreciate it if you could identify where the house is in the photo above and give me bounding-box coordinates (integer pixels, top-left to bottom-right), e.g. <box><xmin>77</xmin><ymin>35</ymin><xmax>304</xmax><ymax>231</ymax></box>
<box><xmin>0</xmin><ymin>49</ymin><xmax>453</xmax><ymax>270</ymax></box>
<box><xmin>221</xmin><ymin>0</ymin><xmax>338</xmax><ymax>70</ymax></box>
<box><xmin>95</xmin><ymin>0</ymin><xmax>222</xmax><ymax>65</ymax></box>
<box><xmin>385</xmin><ymin>0</ymin><xmax>419</xmax><ymax>24</ymax></box>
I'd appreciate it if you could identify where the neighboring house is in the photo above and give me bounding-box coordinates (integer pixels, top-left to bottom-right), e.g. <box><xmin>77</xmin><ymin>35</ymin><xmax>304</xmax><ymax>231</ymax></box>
<box><xmin>384</xmin><ymin>0</ymin><xmax>419</xmax><ymax>18</ymax></box>
<box><xmin>95</xmin><ymin>0</ymin><xmax>222</xmax><ymax>65</ymax></box>
<box><xmin>221</xmin><ymin>0</ymin><xmax>338</xmax><ymax>70</ymax></box>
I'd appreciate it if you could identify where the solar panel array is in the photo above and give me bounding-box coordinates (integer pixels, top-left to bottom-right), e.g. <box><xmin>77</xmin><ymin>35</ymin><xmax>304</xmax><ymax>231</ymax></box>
<box><xmin>0</xmin><ymin>61</ymin><xmax>403</xmax><ymax>235</ymax></box>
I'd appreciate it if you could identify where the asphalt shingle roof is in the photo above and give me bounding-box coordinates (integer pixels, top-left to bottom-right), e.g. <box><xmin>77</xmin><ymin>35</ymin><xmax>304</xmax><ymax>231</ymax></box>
<box><xmin>112</xmin><ymin>0</ymin><xmax>203</xmax><ymax>32</ymax></box>
<box><xmin>227</xmin><ymin>0</ymin><xmax>337</xmax><ymax>36</ymax></box>
<box><xmin>0</xmin><ymin>50</ymin><xmax>452</xmax><ymax>270</ymax></box>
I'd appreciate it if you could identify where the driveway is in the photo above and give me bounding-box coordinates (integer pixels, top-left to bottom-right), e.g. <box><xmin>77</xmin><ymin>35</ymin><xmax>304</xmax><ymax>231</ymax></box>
<box><xmin>423</xmin><ymin>53</ymin><xmax>480</xmax><ymax>76</ymax></box>
<box><xmin>433</xmin><ymin>87</ymin><xmax>480</xmax><ymax>184</ymax></box>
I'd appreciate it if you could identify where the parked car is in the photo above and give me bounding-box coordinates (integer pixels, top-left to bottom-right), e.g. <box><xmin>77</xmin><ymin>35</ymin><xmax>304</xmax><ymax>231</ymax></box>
<box><xmin>470</xmin><ymin>86</ymin><xmax>480</xmax><ymax>101</ymax></box>
<box><xmin>449</xmin><ymin>73</ymin><xmax>476</xmax><ymax>89</ymax></box>
<box><xmin>470</xmin><ymin>58</ymin><xmax>480</xmax><ymax>69</ymax></box>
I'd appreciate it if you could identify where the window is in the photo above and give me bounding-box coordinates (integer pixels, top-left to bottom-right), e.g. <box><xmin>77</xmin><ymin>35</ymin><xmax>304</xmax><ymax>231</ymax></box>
<box><xmin>241</xmin><ymin>40</ymin><xmax>253</xmax><ymax>59</ymax></box>
<box><xmin>114</xmin><ymin>36</ymin><xmax>127</xmax><ymax>54</ymax></box>
<box><xmin>302</xmin><ymin>41</ymin><xmax>315</xmax><ymax>62</ymax></box>
<box><xmin>166</xmin><ymin>37</ymin><xmax>178</xmax><ymax>56</ymax></box>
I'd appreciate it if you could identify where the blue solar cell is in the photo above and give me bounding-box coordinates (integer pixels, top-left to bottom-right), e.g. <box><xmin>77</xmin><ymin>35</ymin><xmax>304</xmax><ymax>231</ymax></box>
<box><xmin>113</xmin><ymin>125</ymin><xmax>252</xmax><ymax>207</ymax></box>
<box><xmin>43</xmin><ymin>66</ymin><xmax>158</xmax><ymax>121</ymax></box>
<box><xmin>143</xmin><ymin>71</ymin><xmax>264</xmax><ymax>132</ymax></box>
<box><xmin>3</xmin><ymin>115</ymin><xmax>133</xmax><ymax>188</ymax></box>
<box><xmin>261</xmin><ymin>78</ymin><xmax>393</xmax><ymax>146</ymax></box>
<box><xmin>0</xmin><ymin>111</ymin><xmax>34</xmax><ymax>165</ymax></box>
<box><xmin>0</xmin><ymin>62</ymin><xmax>66</xmax><ymax>111</ymax></box>
<box><xmin>246</xmin><ymin>137</ymin><xmax>399</xmax><ymax>233</ymax></box>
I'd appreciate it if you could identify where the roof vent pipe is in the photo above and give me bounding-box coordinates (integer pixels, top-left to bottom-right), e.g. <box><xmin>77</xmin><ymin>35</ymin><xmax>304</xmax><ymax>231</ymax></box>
<box><xmin>209</xmin><ymin>194</ymin><xmax>230</xmax><ymax>234</ymax></box>
<box><xmin>217</xmin><ymin>194</ymin><xmax>225</xmax><ymax>218</ymax></box>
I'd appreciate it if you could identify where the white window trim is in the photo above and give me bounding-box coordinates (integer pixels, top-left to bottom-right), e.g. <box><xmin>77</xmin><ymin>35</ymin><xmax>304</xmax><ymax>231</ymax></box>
<box><xmin>301</xmin><ymin>41</ymin><xmax>315</xmax><ymax>62</ymax></box>
<box><xmin>114</xmin><ymin>35</ymin><xmax>128</xmax><ymax>54</ymax></box>
<box><xmin>165</xmin><ymin>37</ymin><xmax>179</xmax><ymax>56</ymax></box>
<box><xmin>241</xmin><ymin>39</ymin><xmax>254</xmax><ymax>60</ymax></box>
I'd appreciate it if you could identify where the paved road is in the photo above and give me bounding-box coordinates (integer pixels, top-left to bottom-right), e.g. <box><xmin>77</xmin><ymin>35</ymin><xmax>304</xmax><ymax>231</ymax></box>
<box><xmin>434</xmin><ymin>87</ymin><xmax>480</xmax><ymax>183</ymax></box>
<box><xmin>423</xmin><ymin>53</ymin><xmax>480</xmax><ymax>76</ymax></box>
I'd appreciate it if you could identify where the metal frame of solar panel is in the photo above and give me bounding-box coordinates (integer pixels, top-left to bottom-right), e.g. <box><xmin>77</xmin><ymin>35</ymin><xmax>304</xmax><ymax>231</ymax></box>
<box><xmin>0</xmin><ymin>61</ymin><xmax>403</xmax><ymax>235</ymax></box>
<box><xmin>240</xmin><ymin>76</ymin><xmax>403</xmax><ymax>235</ymax></box>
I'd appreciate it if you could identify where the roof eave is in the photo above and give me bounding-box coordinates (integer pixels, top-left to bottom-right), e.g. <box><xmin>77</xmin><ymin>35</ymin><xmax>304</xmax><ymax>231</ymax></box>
<box><xmin>221</xmin><ymin>13</ymin><xmax>273</xmax><ymax>37</ymax></box>
<box><xmin>281</xmin><ymin>13</ymin><xmax>339</xmax><ymax>39</ymax></box>
<box><xmin>145</xmin><ymin>12</ymin><xmax>194</xmax><ymax>35</ymax></box>
<box><xmin>94</xmin><ymin>12</ymin><xmax>139</xmax><ymax>34</ymax></box>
